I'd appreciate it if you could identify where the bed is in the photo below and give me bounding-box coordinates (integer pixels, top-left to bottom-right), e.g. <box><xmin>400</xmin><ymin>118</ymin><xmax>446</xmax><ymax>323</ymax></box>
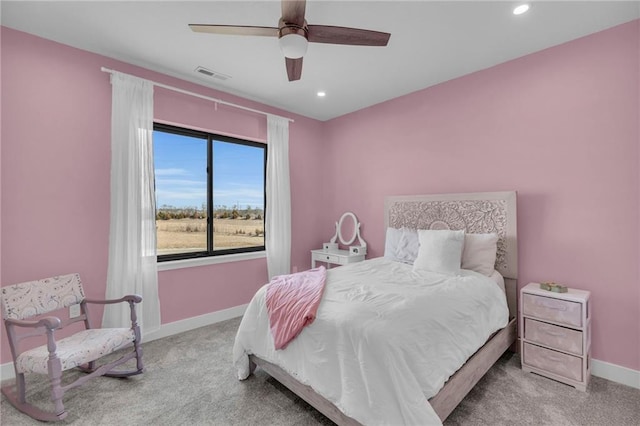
<box><xmin>233</xmin><ymin>191</ymin><xmax>518</xmax><ymax>425</ymax></box>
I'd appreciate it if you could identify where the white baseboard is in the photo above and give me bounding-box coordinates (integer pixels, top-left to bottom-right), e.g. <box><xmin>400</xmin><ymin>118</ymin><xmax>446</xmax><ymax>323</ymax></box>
<box><xmin>2</xmin><ymin>308</ymin><xmax>638</xmax><ymax>391</ymax></box>
<box><xmin>142</xmin><ymin>303</ymin><xmax>248</xmax><ymax>344</ymax></box>
<box><xmin>591</xmin><ymin>359</ymin><xmax>640</xmax><ymax>389</ymax></box>
<box><xmin>1</xmin><ymin>303</ymin><xmax>248</xmax><ymax>382</ymax></box>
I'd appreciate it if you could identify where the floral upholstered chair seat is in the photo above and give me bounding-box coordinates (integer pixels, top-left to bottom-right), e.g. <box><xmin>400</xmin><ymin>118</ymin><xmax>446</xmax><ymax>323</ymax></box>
<box><xmin>16</xmin><ymin>328</ymin><xmax>135</xmax><ymax>375</ymax></box>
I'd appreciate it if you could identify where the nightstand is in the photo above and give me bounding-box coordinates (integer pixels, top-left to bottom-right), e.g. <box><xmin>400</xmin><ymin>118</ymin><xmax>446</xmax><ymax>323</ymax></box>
<box><xmin>311</xmin><ymin>249</ymin><xmax>365</xmax><ymax>269</ymax></box>
<box><xmin>520</xmin><ymin>282</ymin><xmax>591</xmax><ymax>391</ymax></box>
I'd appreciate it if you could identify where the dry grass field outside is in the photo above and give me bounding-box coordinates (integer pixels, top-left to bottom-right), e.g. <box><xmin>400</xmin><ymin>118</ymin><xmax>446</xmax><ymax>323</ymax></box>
<box><xmin>156</xmin><ymin>218</ymin><xmax>264</xmax><ymax>255</ymax></box>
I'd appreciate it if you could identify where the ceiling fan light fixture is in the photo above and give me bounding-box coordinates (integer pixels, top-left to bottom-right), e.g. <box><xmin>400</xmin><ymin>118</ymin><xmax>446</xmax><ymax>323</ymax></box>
<box><xmin>279</xmin><ymin>33</ymin><xmax>308</xmax><ymax>59</ymax></box>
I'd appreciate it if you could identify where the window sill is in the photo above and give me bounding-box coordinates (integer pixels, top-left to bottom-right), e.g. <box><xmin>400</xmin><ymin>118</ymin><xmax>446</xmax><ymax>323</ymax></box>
<box><xmin>157</xmin><ymin>251</ymin><xmax>266</xmax><ymax>272</ymax></box>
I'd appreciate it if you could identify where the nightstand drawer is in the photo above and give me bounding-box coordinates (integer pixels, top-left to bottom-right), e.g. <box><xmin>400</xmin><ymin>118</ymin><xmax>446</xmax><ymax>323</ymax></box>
<box><xmin>523</xmin><ymin>293</ymin><xmax>582</xmax><ymax>327</ymax></box>
<box><xmin>524</xmin><ymin>318</ymin><xmax>583</xmax><ymax>355</ymax></box>
<box><xmin>523</xmin><ymin>343</ymin><xmax>583</xmax><ymax>382</ymax></box>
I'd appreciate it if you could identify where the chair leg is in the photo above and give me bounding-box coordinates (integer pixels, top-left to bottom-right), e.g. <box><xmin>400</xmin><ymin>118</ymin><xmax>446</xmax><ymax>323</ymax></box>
<box><xmin>134</xmin><ymin>338</ymin><xmax>144</xmax><ymax>373</ymax></box>
<box><xmin>16</xmin><ymin>372</ymin><xmax>26</xmax><ymax>403</ymax></box>
<box><xmin>48</xmin><ymin>355</ymin><xmax>67</xmax><ymax>419</ymax></box>
<box><xmin>1</xmin><ymin>374</ymin><xmax>68</xmax><ymax>422</ymax></box>
<box><xmin>100</xmin><ymin>338</ymin><xmax>145</xmax><ymax>378</ymax></box>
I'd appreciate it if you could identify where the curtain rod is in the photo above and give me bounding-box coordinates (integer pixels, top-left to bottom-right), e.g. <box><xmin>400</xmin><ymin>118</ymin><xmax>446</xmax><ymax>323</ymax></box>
<box><xmin>100</xmin><ymin>67</ymin><xmax>294</xmax><ymax>123</ymax></box>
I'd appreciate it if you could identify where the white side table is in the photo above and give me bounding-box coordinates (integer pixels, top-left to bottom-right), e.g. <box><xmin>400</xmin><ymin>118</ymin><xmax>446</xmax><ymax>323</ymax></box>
<box><xmin>311</xmin><ymin>249</ymin><xmax>365</xmax><ymax>269</ymax></box>
<box><xmin>520</xmin><ymin>282</ymin><xmax>591</xmax><ymax>391</ymax></box>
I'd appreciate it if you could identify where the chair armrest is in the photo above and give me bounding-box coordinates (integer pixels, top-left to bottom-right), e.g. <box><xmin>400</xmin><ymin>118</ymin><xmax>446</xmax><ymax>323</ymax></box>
<box><xmin>5</xmin><ymin>316</ymin><xmax>61</xmax><ymax>330</ymax></box>
<box><xmin>85</xmin><ymin>295</ymin><xmax>142</xmax><ymax>305</ymax></box>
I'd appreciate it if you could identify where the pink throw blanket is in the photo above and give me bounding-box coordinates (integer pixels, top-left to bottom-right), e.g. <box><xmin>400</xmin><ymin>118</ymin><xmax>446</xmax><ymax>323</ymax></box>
<box><xmin>266</xmin><ymin>266</ymin><xmax>327</xmax><ymax>350</ymax></box>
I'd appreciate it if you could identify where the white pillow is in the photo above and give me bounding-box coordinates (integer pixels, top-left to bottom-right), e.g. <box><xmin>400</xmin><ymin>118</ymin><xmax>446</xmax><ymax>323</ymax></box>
<box><xmin>384</xmin><ymin>227</ymin><xmax>404</xmax><ymax>261</ymax></box>
<box><xmin>462</xmin><ymin>233</ymin><xmax>499</xmax><ymax>276</ymax></box>
<box><xmin>398</xmin><ymin>228</ymin><xmax>419</xmax><ymax>264</ymax></box>
<box><xmin>384</xmin><ymin>227</ymin><xmax>420</xmax><ymax>264</ymax></box>
<box><xmin>413</xmin><ymin>229</ymin><xmax>465</xmax><ymax>275</ymax></box>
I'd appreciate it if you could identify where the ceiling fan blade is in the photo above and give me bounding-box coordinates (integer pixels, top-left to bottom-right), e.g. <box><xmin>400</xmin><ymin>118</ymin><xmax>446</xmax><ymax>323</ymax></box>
<box><xmin>285</xmin><ymin>57</ymin><xmax>303</xmax><ymax>81</ymax></box>
<box><xmin>307</xmin><ymin>25</ymin><xmax>390</xmax><ymax>46</ymax></box>
<box><xmin>282</xmin><ymin>0</ymin><xmax>306</xmax><ymax>27</ymax></box>
<box><xmin>189</xmin><ymin>24</ymin><xmax>278</xmax><ymax>37</ymax></box>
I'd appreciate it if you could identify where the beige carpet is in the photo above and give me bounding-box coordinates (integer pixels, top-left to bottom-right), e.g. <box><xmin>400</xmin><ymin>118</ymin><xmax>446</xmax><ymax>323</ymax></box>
<box><xmin>1</xmin><ymin>317</ymin><xmax>638</xmax><ymax>425</ymax></box>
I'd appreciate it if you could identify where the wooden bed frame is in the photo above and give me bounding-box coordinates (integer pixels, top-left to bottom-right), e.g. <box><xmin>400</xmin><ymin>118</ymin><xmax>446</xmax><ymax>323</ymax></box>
<box><xmin>249</xmin><ymin>191</ymin><xmax>518</xmax><ymax>425</ymax></box>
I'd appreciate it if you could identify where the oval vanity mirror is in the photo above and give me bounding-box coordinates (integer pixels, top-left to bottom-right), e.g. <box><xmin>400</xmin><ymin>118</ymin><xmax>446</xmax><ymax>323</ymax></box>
<box><xmin>328</xmin><ymin>212</ymin><xmax>367</xmax><ymax>252</ymax></box>
<box><xmin>337</xmin><ymin>212</ymin><xmax>358</xmax><ymax>246</ymax></box>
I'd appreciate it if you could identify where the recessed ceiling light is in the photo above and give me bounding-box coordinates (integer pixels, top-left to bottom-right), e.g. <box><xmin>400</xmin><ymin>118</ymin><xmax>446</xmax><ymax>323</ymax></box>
<box><xmin>513</xmin><ymin>4</ymin><xmax>530</xmax><ymax>15</ymax></box>
<box><xmin>317</xmin><ymin>91</ymin><xmax>326</xmax><ymax>97</ymax></box>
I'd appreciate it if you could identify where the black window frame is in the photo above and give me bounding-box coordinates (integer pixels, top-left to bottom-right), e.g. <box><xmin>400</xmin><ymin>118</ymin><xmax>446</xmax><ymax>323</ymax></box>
<box><xmin>154</xmin><ymin>122</ymin><xmax>267</xmax><ymax>262</ymax></box>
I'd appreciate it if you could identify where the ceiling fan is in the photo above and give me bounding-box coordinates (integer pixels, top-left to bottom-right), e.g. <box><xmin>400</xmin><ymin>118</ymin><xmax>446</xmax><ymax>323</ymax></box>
<box><xmin>189</xmin><ymin>0</ymin><xmax>391</xmax><ymax>82</ymax></box>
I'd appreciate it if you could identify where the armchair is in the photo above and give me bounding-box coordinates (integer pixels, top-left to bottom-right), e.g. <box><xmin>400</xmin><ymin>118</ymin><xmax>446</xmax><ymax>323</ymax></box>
<box><xmin>1</xmin><ymin>273</ymin><xmax>144</xmax><ymax>421</ymax></box>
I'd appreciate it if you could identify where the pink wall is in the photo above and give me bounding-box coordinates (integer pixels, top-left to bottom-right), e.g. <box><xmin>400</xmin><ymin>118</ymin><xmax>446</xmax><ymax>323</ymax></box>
<box><xmin>0</xmin><ymin>27</ymin><xmax>327</xmax><ymax>363</ymax></box>
<box><xmin>1</xmin><ymin>20</ymin><xmax>638</xmax><ymax>372</ymax></box>
<box><xmin>324</xmin><ymin>21</ymin><xmax>640</xmax><ymax>371</ymax></box>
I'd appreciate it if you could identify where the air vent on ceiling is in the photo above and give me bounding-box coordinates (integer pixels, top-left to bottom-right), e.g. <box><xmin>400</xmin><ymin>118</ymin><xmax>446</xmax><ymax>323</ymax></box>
<box><xmin>195</xmin><ymin>66</ymin><xmax>231</xmax><ymax>81</ymax></box>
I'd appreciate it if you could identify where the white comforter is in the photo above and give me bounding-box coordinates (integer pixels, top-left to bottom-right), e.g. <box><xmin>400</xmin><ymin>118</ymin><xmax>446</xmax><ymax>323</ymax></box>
<box><xmin>233</xmin><ymin>258</ymin><xmax>509</xmax><ymax>425</ymax></box>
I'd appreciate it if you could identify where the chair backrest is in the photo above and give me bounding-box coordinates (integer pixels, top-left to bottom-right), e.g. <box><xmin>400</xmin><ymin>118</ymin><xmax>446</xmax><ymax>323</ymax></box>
<box><xmin>1</xmin><ymin>273</ymin><xmax>85</xmax><ymax>320</ymax></box>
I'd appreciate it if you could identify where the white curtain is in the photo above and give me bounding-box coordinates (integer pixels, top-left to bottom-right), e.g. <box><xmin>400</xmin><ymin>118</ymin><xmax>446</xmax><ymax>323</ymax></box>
<box><xmin>103</xmin><ymin>72</ymin><xmax>161</xmax><ymax>336</ymax></box>
<box><xmin>265</xmin><ymin>115</ymin><xmax>291</xmax><ymax>279</ymax></box>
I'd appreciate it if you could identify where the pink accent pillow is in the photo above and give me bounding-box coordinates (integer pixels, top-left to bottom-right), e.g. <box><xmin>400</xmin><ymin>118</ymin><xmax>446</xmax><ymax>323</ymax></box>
<box><xmin>462</xmin><ymin>233</ymin><xmax>499</xmax><ymax>276</ymax></box>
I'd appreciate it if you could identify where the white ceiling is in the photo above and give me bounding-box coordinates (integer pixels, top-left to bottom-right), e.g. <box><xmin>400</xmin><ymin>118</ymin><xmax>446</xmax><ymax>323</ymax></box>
<box><xmin>2</xmin><ymin>1</ymin><xmax>638</xmax><ymax>121</ymax></box>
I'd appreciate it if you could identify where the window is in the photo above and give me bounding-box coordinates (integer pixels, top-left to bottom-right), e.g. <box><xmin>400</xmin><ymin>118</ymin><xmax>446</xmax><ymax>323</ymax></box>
<box><xmin>153</xmin><ymin>123</ymin><xmax>266</xmax><ymax>261</ymax></box>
